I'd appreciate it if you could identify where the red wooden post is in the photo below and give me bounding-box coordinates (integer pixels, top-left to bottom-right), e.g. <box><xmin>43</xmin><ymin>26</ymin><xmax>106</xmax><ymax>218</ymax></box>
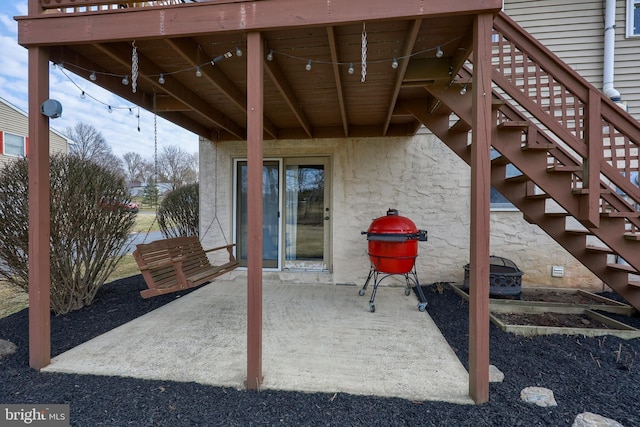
<box><xmin>469</xmin><ymin>12</ymin><xmax>493</xmax><ymax>404</ymax></box>
<box><xmin>246</xmin><ymin>31</ymin><xmax>264</xmax><ymax>390</ymax></box>
<box><xmin>583</xmin><ymin>88</ymin><xmax>602</xmax><ymax>228</ymax></box>
<box><xmin>28</xmin><ymin>45</ymin><xmax>52</xmax><ymax>370</ymax></box>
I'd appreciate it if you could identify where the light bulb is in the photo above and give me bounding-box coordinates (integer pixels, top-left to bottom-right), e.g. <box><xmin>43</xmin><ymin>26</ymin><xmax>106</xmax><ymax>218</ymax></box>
<box><xmin>195</xmin><ymin>66</ymin><xmax>202</xmax><ymax>77</ymax></box>
<box><xmin>305</xmin><ymin>60</ymin><xmax>312</xmax><ymax>71</ymax></box>
<box><xmin>158</xmin><ymin>74</ymin><xmax>165</xmax><ymax>84</ymax></box>
<box><xmin>89</xmin><ymin>71</ymin><xmax>97</xmax><ymax>81</ymax></box>
<box><xmin>235</xmin><ymin>47</ymin><xmax>243</xmax><ymax>57</ymax></box>
<box><xmin>129</xmin><ymin>108</ymin><xmax>133</xmax><ymax>115</ymax></box>
<box><xmin>460</xmin><ymin>84</ymin><xmax>467</xmax><ymax>95</ymax></box>
<box><xmin>80</xmin><ymin>91</ymin><xmax>86</xmax><ymax>99</ymax></box>
<box><xmin>122</xmin><ymin>75</ymin><xmax>129</xmax><ymax>85</ymax></box>
<box><xmin>348</xmin><ymin>63</ymin><xmax>354</xmax><ymax>75</ymax></box>
<box><xmin>436</xmin><ymin>46</ymin><xmax>444</xmax><ymax>58</ymax></box>
<box><xmin>108</xmin><ymin>106</ymin><xmax>113</xmax><ymax>113</ymax></box>
<box><xmin>391</xmin><ymin>58</ymin><xmax>399</xmax><ymax>69</ymax></box>
<box><xmin>267</xmin><ymin>50</ymin><xmax>274</xmax><ymax>61</ymax></box>
<box><xmin>57</xmin><ymin>61</ymin><xmax>64</xmax><ymax>70</ymax></box>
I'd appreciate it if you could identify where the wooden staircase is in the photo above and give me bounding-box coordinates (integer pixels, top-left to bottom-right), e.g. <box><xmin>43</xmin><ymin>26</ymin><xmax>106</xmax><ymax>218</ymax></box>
<box><xmin>403</xmin><ymin>12</ymin><xmax>640</xmax><ymax>310</ymax></box>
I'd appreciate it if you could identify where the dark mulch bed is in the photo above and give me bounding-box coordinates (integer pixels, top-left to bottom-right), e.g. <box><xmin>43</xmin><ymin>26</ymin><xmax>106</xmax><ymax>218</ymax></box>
<box><xmin>1</xmin><ymin>278</ymin><xmax>640</xmax><ymax>426</ymax></box>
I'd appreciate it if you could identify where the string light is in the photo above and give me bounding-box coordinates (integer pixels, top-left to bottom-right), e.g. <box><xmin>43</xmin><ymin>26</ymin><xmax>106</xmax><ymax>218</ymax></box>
<box><xmin>305</xmin><ymin>60</ymin><xmax>312</xmax><ymax>71</ymax></box>
<box><xmin>436</xmin><ymin>46</ymin><xmax>444</xmax><ymax>58</ymax></box>
<box><xmin>195</xmin><ymin>66</ymin><xmax>202</xmax><ymax>77</ymax></box>
<box><xmin>89</xmin><ymin>71</ymin><xmax>97</xmax><ymax>81</ymax></box>
<box><xmin>267</xmin><ymin>50</ymin><xmax>274</xmax><ymax>61</ymax></box>
<box><xmin>235</xmin><ymin>46</ymin><xmax>243</xmax><ymax>57</ymax></box>
<box><xmin>122</xmin><ymin>75</ymin><xmax>129</xmax><ymax>85</ymax></box>
<box><xmin>459</xmin><ymin>84</ymin><xmax>467</xmax><ymax>95</ymax></box>
<box><xmin>80</xmin><ymin>91</ymin><xmax>86</xmax><ymax>99</ymax></box>
<box><xmin>108</xmin><ymin>105</ymin><xmax>113</xmax><ymax>113</ymax></box>
<box><xmin>158</xmin><ymin>73</ymin><xmax>165</xmax><ymax>84</ymax></box>
<box><xmin>348</xmin><ymin>63</ymin><xmax>354</xmax><ymax>75</ymax></box>
<box><xmin>391</xmin><ymin>57</ymin><xmax>399</xmax><ymax>69</ymax></box>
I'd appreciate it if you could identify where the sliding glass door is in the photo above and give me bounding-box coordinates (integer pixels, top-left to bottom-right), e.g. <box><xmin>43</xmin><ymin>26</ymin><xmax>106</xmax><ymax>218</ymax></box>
<box><xmin>235</xmin><ymin>157</ymin><xmax>330</xmax><ymax>271</ymax></box>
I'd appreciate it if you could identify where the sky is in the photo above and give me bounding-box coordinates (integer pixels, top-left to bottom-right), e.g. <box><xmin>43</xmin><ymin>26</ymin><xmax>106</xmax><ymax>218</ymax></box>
<box><xmin>0</xmin><ymin>1</ymin><xmax>199</xmax><ymax>159</ymax></box>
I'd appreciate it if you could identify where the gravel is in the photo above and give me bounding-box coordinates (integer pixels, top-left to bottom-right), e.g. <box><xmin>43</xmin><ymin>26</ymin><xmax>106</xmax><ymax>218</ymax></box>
<box><xmin>1</xmin><ymin>277</ymin><xmax>640</xmax><ymax>426</ymax></box>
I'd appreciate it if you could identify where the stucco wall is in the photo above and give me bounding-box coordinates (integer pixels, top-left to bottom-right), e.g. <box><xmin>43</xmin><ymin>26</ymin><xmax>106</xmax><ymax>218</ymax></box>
<box><xmin>199</xmin><ymin>132</ymin><xmax>603</xmax><ymax>291</ymax></box>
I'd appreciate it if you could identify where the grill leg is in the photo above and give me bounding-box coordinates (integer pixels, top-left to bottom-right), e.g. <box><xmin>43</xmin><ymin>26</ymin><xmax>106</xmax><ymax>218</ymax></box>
<box><xmin>358</xmin><ymin>265</ymin><xmax>375</xmax><ymax>296</ymax></box>
<box><xmin>368</xmin><ymin>270</ymin><xmax>382</xmax><ymax>312</ymax></box>
<box><xmin>406</xmin><ymin>268</ymin><xmax>428</xmax><ymax>312</ymax></box>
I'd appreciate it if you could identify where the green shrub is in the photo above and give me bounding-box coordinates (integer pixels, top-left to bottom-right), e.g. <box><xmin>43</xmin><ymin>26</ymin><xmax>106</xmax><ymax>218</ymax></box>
<box><xmin>157</xmin><ymin>183</ymin><xmax>199</xmax><ymax>238</ymax></box>
<box><xmin>0</xmin><ymin>154</ymin><xmax>136</xmax><ymax>314</ymax></box>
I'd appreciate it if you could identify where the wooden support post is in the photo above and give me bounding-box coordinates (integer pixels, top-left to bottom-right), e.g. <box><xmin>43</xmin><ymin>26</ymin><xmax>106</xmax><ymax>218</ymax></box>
<box><xmin>582</xmin><ymin>88</ymin><xmax>602</xmax><ymax>228</ymax></box>
<box><xmin>28</xmin><ymin>46</ymin><xmax>52</xmax><ymax>370</ymax></box>
<box><xmin>246</xmin><ymin>31</ymin><xmax>264</xmax><ymax>390</ymax></box>
<box><xmin>469</xmin><ymin>13</ymin><xmax>493</xmax><ymax>404</ymax></box>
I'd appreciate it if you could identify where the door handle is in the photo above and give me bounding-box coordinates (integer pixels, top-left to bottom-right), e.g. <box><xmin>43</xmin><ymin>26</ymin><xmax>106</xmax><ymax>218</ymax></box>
<box><xmin>324</xmin><ymin>216</ymin><xmax>330</xmax><ymax>220</ymax></box>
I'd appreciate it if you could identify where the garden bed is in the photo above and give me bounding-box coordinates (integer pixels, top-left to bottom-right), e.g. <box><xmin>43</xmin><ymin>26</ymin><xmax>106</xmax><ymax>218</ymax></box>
<box><xmin>450</xmin><ymin>284</ymin><xmax>640</xmax><ymax>338</ymax></box>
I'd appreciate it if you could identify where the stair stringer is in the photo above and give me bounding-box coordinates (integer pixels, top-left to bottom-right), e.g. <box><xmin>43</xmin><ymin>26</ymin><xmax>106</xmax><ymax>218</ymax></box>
<box><xmin>401</xmin><ymin>98</ymin><xmax>640</xmax><ymax>310</ymax></box>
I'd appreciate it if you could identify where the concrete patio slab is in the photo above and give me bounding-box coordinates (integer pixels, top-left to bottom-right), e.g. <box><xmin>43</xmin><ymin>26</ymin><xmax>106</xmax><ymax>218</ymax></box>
<box><xmin>43</xmin><ymin>281</ymin><xmax>472</xmax><ymax>404</ymax></box>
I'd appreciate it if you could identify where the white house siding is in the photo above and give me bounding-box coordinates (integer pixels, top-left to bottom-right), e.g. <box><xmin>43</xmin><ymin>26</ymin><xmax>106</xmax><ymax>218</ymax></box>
<box><xmin>200</xmin><ymin>134</ymin><xmax>603</xmax><ymax>291</ymax></box>
<box><xmin>504</xmin><ymin>0</ymin><xmax>640</xmax><ymax>118</ymax></box>
<box><xmin>0</xmin><ymin>98</ymin><xmax>69</xmax><ymax>168</ymax></box>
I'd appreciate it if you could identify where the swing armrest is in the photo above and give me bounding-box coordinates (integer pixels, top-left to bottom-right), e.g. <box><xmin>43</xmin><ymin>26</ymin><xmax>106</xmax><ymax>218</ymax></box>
<box><xmin>203</xmin><ymin>243</ymin><xmax>236</xmax><ymax>254</ymax></box>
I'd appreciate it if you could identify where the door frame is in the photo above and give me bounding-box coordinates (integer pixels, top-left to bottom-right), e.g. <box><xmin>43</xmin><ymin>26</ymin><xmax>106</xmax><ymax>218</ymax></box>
<box><xmin>232</xmin><ymin>156</ymin><xmax>332</xmax><ymax>272</ymax></box>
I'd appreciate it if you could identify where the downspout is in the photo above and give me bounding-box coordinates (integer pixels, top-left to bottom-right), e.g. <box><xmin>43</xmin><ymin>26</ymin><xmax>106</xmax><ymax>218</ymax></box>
<box><xmin>603</xmin><ymin>0</ymin><xmax>622</xmax><ymax>103</ymax></box>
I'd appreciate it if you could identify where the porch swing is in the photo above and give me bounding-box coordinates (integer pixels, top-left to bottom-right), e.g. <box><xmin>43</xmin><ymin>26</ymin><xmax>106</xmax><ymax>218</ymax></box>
<box><xmin>132</xmin><ymin>95</ymin><xmax>238</xmax><ymax>298</ymax></box>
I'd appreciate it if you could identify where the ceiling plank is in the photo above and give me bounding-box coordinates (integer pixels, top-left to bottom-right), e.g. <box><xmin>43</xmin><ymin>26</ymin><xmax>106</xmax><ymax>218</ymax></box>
<box><xmin>264</xmin><ymin>55</ymin><xmax>313</xmax><ymax>138</ymax></box>
<box><xmin>93</xmin><ymin>42</ymin><xmax>246</xmax><ymax>139</ymax></box>
<box><xmin>164</xmin><ymin>37</ymin><xmax>278</xmax><ymax>139</ymax></box>
<box><xmin>382</xmin><ymin>19</ymin><xmax>421</xmax><ymax>136</ymax></box>
<box><xmin>326</xmin><ymin>26</ymin><xmax>349</xmax><ymax>137</ymax></box>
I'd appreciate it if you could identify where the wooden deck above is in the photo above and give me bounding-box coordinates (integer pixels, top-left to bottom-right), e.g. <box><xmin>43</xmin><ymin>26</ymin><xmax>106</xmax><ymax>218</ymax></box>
<box><xmin>17</xmin><ymin>0</ymin><xmax>502</xmax><ymax>142</ymax></box>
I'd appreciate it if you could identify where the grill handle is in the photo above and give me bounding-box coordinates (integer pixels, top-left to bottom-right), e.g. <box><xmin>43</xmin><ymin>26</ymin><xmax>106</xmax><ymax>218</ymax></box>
<box><xmin>364</xmin><ymin>229</ymin><xmax>428</xmax><ymax>242</ymax></box>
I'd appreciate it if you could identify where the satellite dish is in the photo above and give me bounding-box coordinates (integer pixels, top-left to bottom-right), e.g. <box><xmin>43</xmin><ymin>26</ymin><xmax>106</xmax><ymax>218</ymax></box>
<box><xmin>40</xmin><ymin>99</ymin><xmax>62</xmax><ymax>119</ymax></box>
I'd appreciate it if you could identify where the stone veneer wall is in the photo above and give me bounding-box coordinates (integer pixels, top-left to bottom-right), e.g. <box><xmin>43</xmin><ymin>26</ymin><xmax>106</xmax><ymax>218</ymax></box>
<box><xmin>199</xmin><ymin>131</ymin><xmax>603</xmax><ymax>291</ymax></box>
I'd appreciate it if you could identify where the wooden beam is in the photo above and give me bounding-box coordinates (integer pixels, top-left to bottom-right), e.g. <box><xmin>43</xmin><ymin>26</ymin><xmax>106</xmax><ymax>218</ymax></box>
<box><xmin>468</xmin><ymin>12</ymin><xmax>493</xmax><ymax>405</ymax></box>
<box><xmin>383</xmin><ymin>19</ymin><xmax>421</xmax><ymax>135</ymax></box>
<box><xmin>28</xmin><ymin>46</ymin><xmax>51</xmax><ymax>370</ymax></box>
<box><xmin>246</xmin><ymin>30</ymin><xmax>263</xmax><ymax>391</ymax></box>
<box><xmin>93</xmin><ymin>42</ymin><xmax>246</xmax><ymax>139</ymax></box>
<box><xmin>21</xmin><ymin>0</ymin><xmax>504</xmax><ymax>46</ymax></box>
<box><xmin>326</xmin><ymin>26</ymin><xmax>349</xmax><ymax>137</ymax></box>
<box><xmin>164</xmin><ymin>37</ymin><xmax>278</xmax><ymax>139</ymax></box>
<box><xmin>264</xmin><ymin>53</ymin><xmax>313</xmax><ymax>138</ymax></box>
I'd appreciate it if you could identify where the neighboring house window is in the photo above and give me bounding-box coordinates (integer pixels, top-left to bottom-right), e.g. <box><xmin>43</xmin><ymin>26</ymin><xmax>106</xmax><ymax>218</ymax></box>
<box><xmin>490</xmin><ymin>148</ymin><xmax>518</xmax><ymax>211</ymax></box>
<box><xmin>627</xmin><ymin>0</ymin><xmax>640</xmax><ymax>37</ymax></box>
<box><xmin>2</xmin><ymin>132</ymin><xmax>27</xmax><ymax>157</ymax></box>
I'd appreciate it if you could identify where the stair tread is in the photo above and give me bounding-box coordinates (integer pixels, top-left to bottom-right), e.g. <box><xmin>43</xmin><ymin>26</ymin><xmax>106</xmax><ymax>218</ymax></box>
<box><xmin>547</xmin><ymin>165</ymin><xmax>582</xmax><ymax>173</ymax></box>
<box><xmin>607</xmin><ymin>263</ymin><xmax>639</xmax><ymax>273</ymax></box>
<box><xmin>565</xmin><ymin>229</ymin><xmax>592</xmax><ymax>235</ymax></box>
<box><xmin>522</xmin><ymin>142</ymin><xmax>555</xmax><ymax>150</ymax></box>
<box><xmin>602</xmin><ymin>211</ymin><xmax>640</xmax><ymax>218</ymax></box>
<box><xmin>491</xmin><ymin>156</ymin><xmax>511</xmax><ymax>166</ymax></box>
<box><xmin>546</xmin><ymin>212</ymin><xmax>569</xmax><ymax>217</ymax></box>
<box><xmin>572</xmin><ymin>188</ymin><xmax>612</xmax><ymax>195</ymax></box>
<box><xmin>525</xmin><ymin>193</ymin><xmax>552</xmax><ymax>200</ymax></box>
<box><xmin>586</xmin><ymin>245</ymin><xmax>613</xmax><ymax>253</ymax></box>
<box><xmin>450</xmin><ymin>119</ymin><xmax>471</xmax><ymax>133</ymax></box>
<box><xmin>624</xmin><ymin>233</ymin><xmax>640</xmax><ymax>241</ymax></box>
<box><xmin>629</xmin><ymin>281</ymin><xmax>640</xmax><ymax>288</ymax></box>
<box><xmin>497</xmin><ymin>121</ymin><xmax>529</xmax><ymax>130</ymax></box>
<box><xmin>505</xmin><ymin>174</ymin><xmax>529</xmax><ymax>183</ymax></box>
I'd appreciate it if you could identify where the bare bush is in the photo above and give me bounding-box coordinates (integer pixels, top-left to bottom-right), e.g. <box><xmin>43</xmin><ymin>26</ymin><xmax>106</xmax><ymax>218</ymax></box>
<box><xmin>0</xmin><ymin>154</ymin><xmax>135</xmax><ymax>314</ymax></box>
<box><xmin>157</xmin><ymin>183</ymin><xmax>199</xmax><ymax>238</ymax></box>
